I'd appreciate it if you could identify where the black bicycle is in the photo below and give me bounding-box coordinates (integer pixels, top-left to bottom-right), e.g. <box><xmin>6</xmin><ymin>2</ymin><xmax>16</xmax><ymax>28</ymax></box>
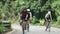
<box><xmin>22</xmin><ymin>20</ymin><xmax>29</xmax><ymax>34</ymax></box>
<box><xmin>45</xmin><ymin>19</ymin><xmax>51</xmax><ymax>32</ymax></box>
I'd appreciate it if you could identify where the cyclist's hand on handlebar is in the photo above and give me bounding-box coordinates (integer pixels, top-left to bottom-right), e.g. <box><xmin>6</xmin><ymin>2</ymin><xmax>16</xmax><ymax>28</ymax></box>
<box><xmin>25</xmin><ymin>18</ymin><xmax>27</xmax><ymax>20</ymax></box>
<box><xmin>29</xmin><ymin>18</ymin><xmax>32</xmax><ymax>21</ymax></box>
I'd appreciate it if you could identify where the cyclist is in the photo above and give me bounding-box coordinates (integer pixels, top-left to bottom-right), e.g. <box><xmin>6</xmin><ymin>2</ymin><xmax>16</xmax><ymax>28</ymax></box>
<box><xmin>26</xmin><ymin>9</ymin><xmax>32</xmax><ymax>32</ymax></box>
<box><xmin>45</xmin><ymin>10</ymin><xmax>52</xmax><ymax>32</ymax></box>
<box><xmin>27</xmin><ymin>9</ymin><xmax>32</xmax><ymax>22</ymax></box>
<box><xmin>19</xmin><ymin>6</ymin><xmax>32</xmax><ymax>33</ymax></box>
<box><xmin>19</xmin><ymin>6</ymin><xmax>28</xmax><ymax>25</ymax></box>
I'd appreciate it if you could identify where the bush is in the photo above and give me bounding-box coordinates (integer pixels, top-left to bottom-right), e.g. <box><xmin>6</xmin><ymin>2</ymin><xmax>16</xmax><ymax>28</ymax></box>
<box><xmin>0</xmin><ymin>20</ymin><xmax>11</xmax><ymax>29</ymax></box>
<box><xmin>31</xmin><ymin>16</ymin><xmax>36</xmax><ymax>24</ymax></box>
<box><xmin>0</xmin><ymin>20</ymin><xmax>11</xmax><ymax>34</ymax></box>
<box><xmin>51</xmin><ymin>16</ymin><xmax>60</xmax><ymax>26</ymax></box>
<box><xmin>56</xmin><ymin>16</ymin><xmax>60</xmax><ymax>25</ymax></box>
<box><xmin>0</xmin><ymin>26</ymin><xmax>8</xmax><ymax>34</ymax></box>
<box><xmin>39</xmin><ymin>19</ymin><xmax>45</xmax><ymax>25</ymax></box>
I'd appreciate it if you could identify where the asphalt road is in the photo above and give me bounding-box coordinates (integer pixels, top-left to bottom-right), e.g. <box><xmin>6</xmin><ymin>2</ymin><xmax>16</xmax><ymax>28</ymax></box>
<box><xmin>10</xmin><ymin>24</ymin><xmax>60</xmax><ymax>34</ymax></box>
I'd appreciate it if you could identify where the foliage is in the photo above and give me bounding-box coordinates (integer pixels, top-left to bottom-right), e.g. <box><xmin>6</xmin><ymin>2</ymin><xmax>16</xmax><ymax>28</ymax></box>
<box><xmin>0</xmin><ymin>26</ymin><xmax>8</xmax><ymax>32</ymax></box>
<box><xmin>0</xmin><ymin>0</ymin><xmax>60</xmax><ymax>25</ymax></box>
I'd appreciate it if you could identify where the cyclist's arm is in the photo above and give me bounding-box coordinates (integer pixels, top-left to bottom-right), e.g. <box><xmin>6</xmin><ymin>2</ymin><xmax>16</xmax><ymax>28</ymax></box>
<box><xmin>25</xmin><ymin>14</ymin><xmax>28</xmax><ymax>20</ymax></box>
<box><xmin>30</xmin><ymin>12</ymin><xmax>32</xmax><ymax>20</ymax></box>
<box><xmin>45</xmin><ymin>17</ymin><xmax>47</xmax><ymax>21</ymax></box>
<box><xmin>50</xmin><ymin>14</ymin><xmax>52</xmax><ymax>21</ymax></box>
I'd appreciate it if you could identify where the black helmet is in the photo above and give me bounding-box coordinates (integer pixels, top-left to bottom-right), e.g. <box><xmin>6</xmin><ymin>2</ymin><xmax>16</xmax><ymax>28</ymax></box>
<box><xmin>22</xmin><ymin>6</ymin><xmax>27</xmax><ymax>10</ymax></box>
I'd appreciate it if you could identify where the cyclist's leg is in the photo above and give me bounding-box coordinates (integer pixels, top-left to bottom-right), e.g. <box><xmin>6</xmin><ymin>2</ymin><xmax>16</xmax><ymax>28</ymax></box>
<box><xmin>22</xmin><ymin>19</ymin><xmax>27</xmax><ymax>30</ymax></box>
<box><xmin>20</xmin><ymin>16</ymin><xmax>24</xmax><ymax>25</ymax></box>
<box><xmin>22</xmin><ymin>17</ymin><xmax>28</xmax><ymax>30</ymax></box>
<box><xmin>25</xmin><ymin>20</ymin><xmax>29</xmax><ymax>30</ymax></box>
<box><xmin>45</xmin><ymin>25</ymin><xmax>48</xmax><ymax>31</ymax></box>
<box><xmin>22</xmin><ymin>21</ymin><xmax>24</xmax><ymax>34</ymax></box>
<box><xmin>26</xmin><ymin>17</ymin><xmax>30</xmax><ymax>32</ymax></box>
<box><xmin>27</xmin><ymin>20</ymin><xmax>30</xmax><ymax>32</ymax></box>
<box><xmin>48</xmin><ymin>21</ymin><xmax>51</xmax><ymax>32</ymax></box>
<box><xmin>23</xmin><ymin>20</ymin><xmax>29</xmax><ymax>32</ymax></box>
<box><xmin>22</xmin><ymin>16</ymin><xmax>26</xmax><ymax>34</ymax></box>
<box><xmin>22</xmin><ymin>20</ymin><xmax>27</xmax><ymax>34</ymax></box>
<box><xmin>24</xmin><ymin>21</ymin><xmax>26</xmax><ymax>30</ymax></box>
<box><xmin>45</xmin><ymin>21</ymin><xmax>48</xmax><ymax>31</ymax></box>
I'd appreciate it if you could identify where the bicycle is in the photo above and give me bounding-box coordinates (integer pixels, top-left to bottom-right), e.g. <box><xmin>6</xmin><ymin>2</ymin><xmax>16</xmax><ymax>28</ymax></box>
<box><xmin>22</xmin><ymin>20</ymin><xmax>29</xmax><ymax>34</ymax></box>
<box><xmin>45</xmin><ymin>19</ymin><xmax>51</xmax><ymax>32</ymax></box>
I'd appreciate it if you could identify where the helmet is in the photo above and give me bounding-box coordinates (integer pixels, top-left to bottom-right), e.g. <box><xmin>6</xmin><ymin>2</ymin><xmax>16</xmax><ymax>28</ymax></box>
<box><xmin>22</xmin><ymin>6</ymin><xmax>27</xmax><ymax>10</ymax></box>
<box><xmin>27</xmin><ymin>9</ymin><xmax>30</xmax><ymax>12</ymax></box>
<box><xmin>48</xmin><ymin>11</ymin><xmax>51</xmax><ymax>14</ymax></box>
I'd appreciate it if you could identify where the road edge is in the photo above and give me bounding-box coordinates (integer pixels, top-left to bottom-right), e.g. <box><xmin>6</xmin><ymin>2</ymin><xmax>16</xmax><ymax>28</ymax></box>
<box><xmin>5</xmin><ymin>29</ymin><xmax>15</xmax><ymax>34</ymax></box>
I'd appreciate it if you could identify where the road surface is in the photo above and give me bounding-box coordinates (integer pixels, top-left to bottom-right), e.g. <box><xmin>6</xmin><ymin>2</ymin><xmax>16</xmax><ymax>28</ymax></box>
<box><xmin>9</xmin><ymin>24</ymin><xmax>60</xmax><ymax>34</ymax></box>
